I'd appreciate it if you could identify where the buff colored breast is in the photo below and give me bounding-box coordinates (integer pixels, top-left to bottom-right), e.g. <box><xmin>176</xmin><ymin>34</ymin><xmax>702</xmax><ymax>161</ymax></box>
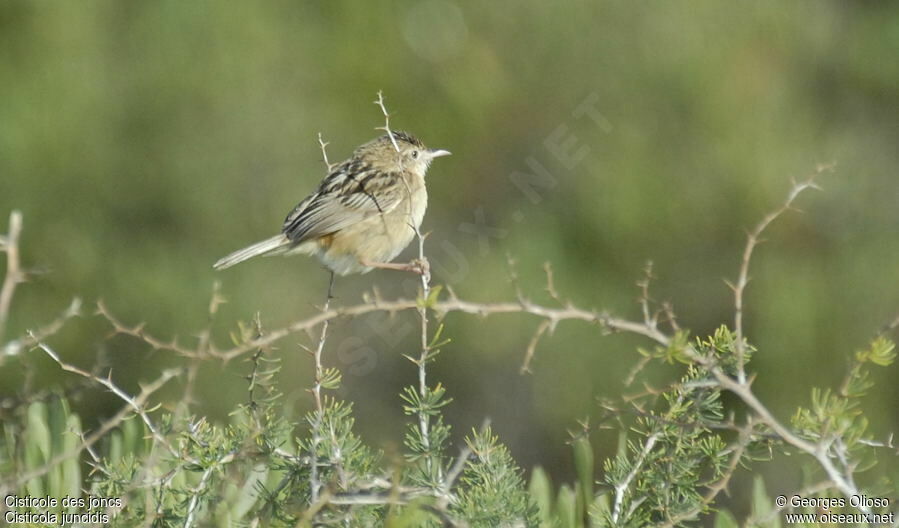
<box><xmin>316</xmin><ymin>173</ymin><xmax>427</xmax><ymax>275</ymax></box>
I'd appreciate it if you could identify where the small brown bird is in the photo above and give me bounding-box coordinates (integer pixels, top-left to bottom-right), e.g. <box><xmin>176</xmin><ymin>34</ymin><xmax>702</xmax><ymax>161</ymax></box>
<box><xmin>213</xmin><ymin>132</ymin><xmax>450</xmax><ymax>276</ymax></box>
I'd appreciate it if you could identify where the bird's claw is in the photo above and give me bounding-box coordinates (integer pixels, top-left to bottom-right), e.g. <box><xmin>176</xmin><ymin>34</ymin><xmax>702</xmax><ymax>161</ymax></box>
<box><xmin>410</xmin><ymin>257</ymin><xmax>430</xmax><ymax>280</ymax></box>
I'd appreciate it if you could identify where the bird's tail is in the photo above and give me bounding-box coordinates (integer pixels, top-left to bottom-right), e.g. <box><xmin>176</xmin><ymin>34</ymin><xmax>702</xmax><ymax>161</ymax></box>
<box><xmin>213</xmin><ymin>235</ymin><xmax>291</xmax><ymax>270</ymax></box>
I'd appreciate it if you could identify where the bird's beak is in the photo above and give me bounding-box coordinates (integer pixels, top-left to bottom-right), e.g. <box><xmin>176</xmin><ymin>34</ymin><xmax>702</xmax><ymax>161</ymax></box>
<box><xmin>428</xmin><ymin>149</ymin><xmax>452</xmax><ymax>158</ymax></box>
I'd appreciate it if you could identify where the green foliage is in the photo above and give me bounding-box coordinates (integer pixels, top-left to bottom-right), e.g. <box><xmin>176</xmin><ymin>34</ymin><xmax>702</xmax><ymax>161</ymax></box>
<box><xmin>586</xmin><ymin>328</ymin><xmax>757</xmax><ymax>527</ymax></box>
<box><xmin>597</xmin><ymin>366</ymin><xmax>733</xmax><ymax>526</ymax></box>
<box><xmin>1</xmin><ymin>398</ymin><xmax>82</xmax><ymax>515</ymax></box>
<box><xmin>855</xmin><ymin>336</ymin><xmax>896</xmax><ymax>368</ymax></box>
<box><xmin>529</xmin><ymin>466</ymin><xmax>555</xmax><ymax>525</ymax></box>
<box><xmin>526</xmin><ymin>329</ymin><xmax>899</xmax><ymax>528</ymax></box>
<box><xmin>790</xmin><ymin>336</ymin><xmax>896</xmax><ymax>476</ymax></box>
<box><xmin>572</xmin><ymin>436</ymin><xmax>595</xmax><ymax>517</ymax></box>
<box><xmin>9</xmin><ymin>325</ymin><xmax>890</xmax><ymax>526</ymax></box>
<box><xmin>749</xmin><ymin>476</ymin><xmax>782</xmax><ymax>528</ymax></box>
<box><xmin>527</xmin><ymin>436</ymin><xmax>609</xmax><ymax>528</ymax></box>
<box><xmin>1</xmin><ymin>321</ymin><xmax>539</xmax><ymax>527</ymax></box>
<box><xmin>451</xmin><ymin>426</ymin><xmax>540</xmax><ymax>526</ymax></box>
<box><xmin>715</xmin><ymin>510</ymin><xmax>740</xmax><ymax>528</ymax></box>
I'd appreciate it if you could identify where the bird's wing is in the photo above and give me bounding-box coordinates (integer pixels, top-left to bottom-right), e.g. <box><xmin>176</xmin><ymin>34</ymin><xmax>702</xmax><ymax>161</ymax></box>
<box><xmin>282</xmin><ymin>162</ymin><xmax>406</xmax><ymax>243</ymax></box>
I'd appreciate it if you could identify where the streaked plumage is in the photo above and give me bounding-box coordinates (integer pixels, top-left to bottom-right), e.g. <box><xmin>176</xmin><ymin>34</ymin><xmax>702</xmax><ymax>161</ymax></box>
<box><xmin>213</xmin><ymin>132</ymin><xmax>450</xmax><ymax>275</ymax></box>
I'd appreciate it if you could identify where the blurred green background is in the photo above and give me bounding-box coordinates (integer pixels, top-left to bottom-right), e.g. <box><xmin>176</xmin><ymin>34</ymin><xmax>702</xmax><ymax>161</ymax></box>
<box><xmin>2</xmin><ymin>0</ymin><xmax>898</xmax><ymax>506</ymax></box>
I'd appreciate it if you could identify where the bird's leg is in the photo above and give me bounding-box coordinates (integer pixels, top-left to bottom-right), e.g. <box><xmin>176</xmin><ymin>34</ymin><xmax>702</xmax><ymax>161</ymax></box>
<box><xmin>325</xmin><ymin>269</ymin><xmax>335</xmax><ymax>301</ymax></box>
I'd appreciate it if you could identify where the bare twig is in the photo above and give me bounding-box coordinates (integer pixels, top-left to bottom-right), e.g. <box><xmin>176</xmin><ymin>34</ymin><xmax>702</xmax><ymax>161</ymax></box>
<box><xmin>197</xmin><ymin>295</ymin><xmax>664</xmax><ymax>363</ymax></box>
<box><xmin>309</xmin><ymin>271</ymin><xmax>335</xmax><ymax>504</ymax></box>
<box><xmin>318</xmin><ymin>132</ymin><xmax>336</xmax><ymax>173</ymax></box>
<box><xmin>97</xmin><ymin>299</ymin><xmax>204</xmax><ymax>359</ymax></box>
<box><xmin>726</xmin><ymin>174</ymin><xmax>823</xmax><ymax>383</ymax></box>
<box><xmin>0</xmin><ymin>210</ymin><xmax>24</xmax><ymax>343</ymax></box>
<box><xmin>518</xmin><ymin>262</ymin><xmax>567</xmax><ymax>373</ymax></box>
<box><xmin>623</xmin><ymin>355</ymin><xmax>652</xmax><ymax>387</ymax></box>
<box><xmin>98</xmin><ymin>285</ymin><xmax>671</xmax><ymax>377</ymax></box>
<box><xmin>374</xmin><ymin>91</ymin><xmax>400</xmax><ymax>152</ymax></box>
<box><xmin>2</xmin><ymin>297</ymin><xmax>81</xmax><ymax>359</ymax></box>
<box><xmin>661</xmin><ymin>301</ymin><xmax>680</xmax><ymax>333</ymax></box>
<box><xmin>311</xmin><ymin>272</ymin><xmax>335</xmax><ymax>414</ymax></box>
<box><xmin>182</xmin><ymin>282</ymin><xmax>224</xmax><ymax>408</ymax></box>
<box><xmin>1</xmin><ymin>361</ymin><xmax>180</xmax><ymax>493</ymax></box>
<box><xmin>412</xmin><ymin>225</ymin><xmax>439</xmax><ymax>480</ymax></box>
<box><xmin>637</xmin><ymin>261</ymin><xmax>657</xmax><ymax>331</ymax></box>
<box><xmin>520</xmin><ymin>318</ymin><xmax>552</xmax><ymax>374</ymax></box>
<box><xmin>37</xmin><ymin>340</ymin><xmax>185</xmax><ymax>460</ymax></box>
<box><xmin>543</xmin><ymin>262</ymin><xmax>562</xmax><ymax>304</ymax></box>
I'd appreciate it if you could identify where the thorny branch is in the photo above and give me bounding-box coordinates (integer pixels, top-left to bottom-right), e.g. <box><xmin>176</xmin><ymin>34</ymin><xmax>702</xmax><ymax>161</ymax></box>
<box><xmin>411</xmin><ymin>225</ymin><xmax>440</xmax><ymax>482</ymax></box>
<box><xmin>374</xmin><ymin>90</ymin><xmax>400</xmax><ymax>152</ymax></box>
<box><xmin>2</xmin><ymin>297</ymin><xmax>81</xmax><ymax>360</ymax></box>
<box><xmin>0</xmin><ymin>356</ymin><xmax>181</xmax><ymax>494</ymax></box>
<box><xmin>520</xmin><ymin>318</ymin><xmax>552</xmax><ymax>374</ymax></box>
<box><xmin>98</xmin><ymin>293</ymin><xmax>666</xmax><ymax>365</ymax></box>
<box><xmin>0</xmin><ymin>211</ymin><xmax>82</xmax><ymax>364</ymax></box>
<box><xmin>308</xmin><ymin>271</ymin><xmax>335</xmax><ymax>504</ymax></box>
<box><xmin>317</xmin><ymin>132</ymin><xmax>337</xmax><ymax>173</ymax></box>
<box><xmin>679</xmin><ymin>176</ymin><xmax>876</xmax><ymax>518</ymax></box>
<box><xmin>606</xmin><ymin>173</ymin><xmax>882</xmax><ymax>524</ymax></box>
<box><xmin>305</xmin><ymin>131</ymin><xmax>342</xmax><ymax>505</ymax></box>
<box><xmin>97</xmin><ymin>299</ymin><xmax>205</xmax><ymax>359</ymax></box>
<box><xmin>726</xmin><ymin>167</ymin><xmax>827</xmax><ymax>383</ymax></box>
<box><xmin>37</xmin><ymin>340</ymin><xmax>186</xmax><ymax>461</ymax></box>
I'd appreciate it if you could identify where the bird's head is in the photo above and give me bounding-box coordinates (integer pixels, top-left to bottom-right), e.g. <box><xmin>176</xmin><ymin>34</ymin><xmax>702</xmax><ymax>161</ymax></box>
<box><xmin>357</xmin><ymin>131</ymin><xmax>451</xmax><ymax>176</ymax></box>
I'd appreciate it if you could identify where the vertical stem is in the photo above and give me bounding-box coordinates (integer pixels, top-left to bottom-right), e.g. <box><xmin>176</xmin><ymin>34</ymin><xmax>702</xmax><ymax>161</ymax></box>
<box><xmin>0</xmin><ymin>211</ymin><xmax>23</xmax><ymax>344</ymax></box>
<box><xmin>731</xmin><ymin>177</ymin><xmax>819</xmax><ymax>384</ymax></box>
<box><xmin>309</xmin><ymin>270</ymin><xmax>335</xmax><ymax>504</ymax></box>
<box><xmin>312</xmin><ymin>271</ymin><xmax>335</xmax><ymax>412</ymax></box>
<box><xmin>414</xmin><ymin>228</ymin><xmax>436</xmax><ymax>479</ymax></box>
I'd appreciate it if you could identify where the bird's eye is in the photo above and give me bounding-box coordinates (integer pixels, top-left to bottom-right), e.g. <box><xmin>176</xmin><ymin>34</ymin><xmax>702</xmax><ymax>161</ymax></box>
<box><xmin>411</xmin><ymin>150</ymin><xmax>419</xmax><ymax>159</ymax></box>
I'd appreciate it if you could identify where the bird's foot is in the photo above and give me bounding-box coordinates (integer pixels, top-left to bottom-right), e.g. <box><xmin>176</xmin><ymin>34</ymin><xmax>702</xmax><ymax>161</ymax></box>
<box><xmin>362</xmin><ymin>258</ymin><xmax>430</xmax><ymax>279</ymax></box>
<box><xmin>408</xmin><ymin>257</ymin><xmax>430</xmax><ymax>281</ymax></box>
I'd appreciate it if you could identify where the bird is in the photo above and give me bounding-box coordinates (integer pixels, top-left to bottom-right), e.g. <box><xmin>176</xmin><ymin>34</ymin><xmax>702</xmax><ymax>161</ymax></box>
<box><xmin>213</xmin><ymin>131</ymin><xmax>451</xmax><ymax>277</ymax></box>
